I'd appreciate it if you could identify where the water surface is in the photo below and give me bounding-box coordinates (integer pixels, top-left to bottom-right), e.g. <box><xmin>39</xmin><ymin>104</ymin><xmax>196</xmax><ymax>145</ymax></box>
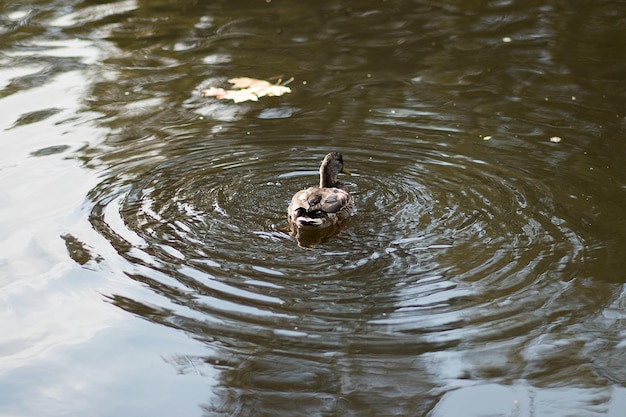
<box><xmin>1</xmin><ymin>1</ymin><xmax>626</xmax><ymax>416</ymax></box>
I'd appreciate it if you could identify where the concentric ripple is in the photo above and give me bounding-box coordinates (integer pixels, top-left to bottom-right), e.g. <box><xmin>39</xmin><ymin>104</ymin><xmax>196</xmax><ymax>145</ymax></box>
<box><xmin>89</xmin><ymin>137</ymin><xmax>585</xmax><ymax>355</ymax></box>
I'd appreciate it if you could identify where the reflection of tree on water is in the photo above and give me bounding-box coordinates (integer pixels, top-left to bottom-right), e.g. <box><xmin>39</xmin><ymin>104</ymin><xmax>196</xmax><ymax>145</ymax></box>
<box><xmin>107</xmin><ymin>274</ymin><xmax>441</xmax><ymax>416</ymax></box>
<box><xmin>201</xmin><ymin>348</ymin><xmax>439</xmax><ymax>416</ymax></box>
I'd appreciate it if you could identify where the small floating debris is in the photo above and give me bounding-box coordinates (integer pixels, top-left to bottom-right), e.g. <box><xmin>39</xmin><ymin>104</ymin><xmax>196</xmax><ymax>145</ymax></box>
<box><xmin>201</xmin><ymin>77</ymin><xmax>292</xmax><ymax>103</ymax></box>
<box><xmin>550</xmin><ymin>136</ymin><xmax>562</xmax><ymax>143</ymax></box>
<box><xmin>502</xmin><ymin>36</ymin><xmax>512</xmax><ymax>43</ymax></box>
<box><xmin>482</xmin><ymin>135</ymin><xmax>492</xmax><ymax>141</ymax></box>
<box><xmin>30</xmin><ymin>144</ymin><xmax>70</xmax><ymax>157</ymax></box>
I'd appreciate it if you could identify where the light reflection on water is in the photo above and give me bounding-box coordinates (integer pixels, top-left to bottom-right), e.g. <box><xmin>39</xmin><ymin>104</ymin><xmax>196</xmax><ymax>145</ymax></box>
<box><xmin>1</xmin><ymin>0</ymin><xmax>626</xmax><ymax>416</ymax></box>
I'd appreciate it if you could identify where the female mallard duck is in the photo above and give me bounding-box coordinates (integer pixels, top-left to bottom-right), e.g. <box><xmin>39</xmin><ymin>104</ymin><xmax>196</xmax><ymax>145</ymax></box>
<box><xmin>288</xmin><ymin>152</ymin><xmax>354</xmax><ymax>234</ymax></box>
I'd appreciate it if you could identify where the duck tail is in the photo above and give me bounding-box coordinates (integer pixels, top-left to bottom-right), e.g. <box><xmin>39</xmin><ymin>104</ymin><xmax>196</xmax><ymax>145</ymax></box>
<box><xmin>293</xmin><ymin>208</ymin><xmax>327</xmax><ymax>228</ymax></box>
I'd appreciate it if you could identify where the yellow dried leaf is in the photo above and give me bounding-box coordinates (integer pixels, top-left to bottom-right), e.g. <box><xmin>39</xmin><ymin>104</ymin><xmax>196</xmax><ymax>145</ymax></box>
<box><xmin>201</xmin><ymin>77</ymin><xmax>292</xmax><ymax>103</ymax></box>
<box><xmin>228</xmin><ymin>77</ymin><xmax>271</xmax><ymax>89</ymax></box>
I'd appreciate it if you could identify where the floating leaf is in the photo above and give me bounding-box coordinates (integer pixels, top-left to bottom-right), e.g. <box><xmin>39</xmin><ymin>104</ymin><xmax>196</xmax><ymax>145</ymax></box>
<box><xmin>201</xmin><ymin>77</ymin><xmax>292</xmax><ymax>103</ymax></box>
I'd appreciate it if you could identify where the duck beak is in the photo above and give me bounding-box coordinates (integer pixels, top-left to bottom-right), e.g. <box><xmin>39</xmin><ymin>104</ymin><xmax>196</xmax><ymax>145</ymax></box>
<box><xmin>342</xmin><ymin>167</ymin><xmax>352</xmax><ymax>175</ymax></box>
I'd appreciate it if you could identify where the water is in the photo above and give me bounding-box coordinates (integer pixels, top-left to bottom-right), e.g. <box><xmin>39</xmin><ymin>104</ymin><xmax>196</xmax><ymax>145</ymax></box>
<box><xmin>1</xmin><ymin>1</ymin><xmax>626</xmax><ymax>416</ymax></box>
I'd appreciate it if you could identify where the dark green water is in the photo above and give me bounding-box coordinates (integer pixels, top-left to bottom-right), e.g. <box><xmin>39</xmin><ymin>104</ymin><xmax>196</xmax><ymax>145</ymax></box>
<box><xmin>1</xmin><ymin>1</ymin><xmax>625</xmax><ymax>416</ymax></box>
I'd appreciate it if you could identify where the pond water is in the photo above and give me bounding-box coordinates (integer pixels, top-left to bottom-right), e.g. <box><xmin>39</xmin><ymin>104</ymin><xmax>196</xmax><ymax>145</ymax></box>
<box><xmin>1</xmin><ymin>1</ymin><xmax>626</xmax><ymax>416</ymax></box>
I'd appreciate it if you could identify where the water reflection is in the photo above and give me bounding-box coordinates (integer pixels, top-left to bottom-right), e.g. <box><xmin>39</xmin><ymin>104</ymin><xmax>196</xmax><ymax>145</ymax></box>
<box><xmin>2</xmin><ymin>0</ymin><xmax>626</xmax><ymax>416</ymax></box>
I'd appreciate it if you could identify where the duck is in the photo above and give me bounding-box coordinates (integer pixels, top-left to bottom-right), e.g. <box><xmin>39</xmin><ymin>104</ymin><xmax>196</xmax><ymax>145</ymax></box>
<box><xmin>287</xmin><ymin>152</ymin><xmax>354</xmax><ymax>235</ymax></box>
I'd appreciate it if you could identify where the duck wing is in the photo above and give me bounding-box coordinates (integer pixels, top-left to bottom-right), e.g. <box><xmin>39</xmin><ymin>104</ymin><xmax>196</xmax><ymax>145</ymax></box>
<box><xmin>291</xmin><ymin>187</ymin><xmax>348</xmax><ymax>213</ymax></box>
<box><xmin>309</xmin><ymin>190</ymin><xmax>340</xmax><ymax>213</ymax></box>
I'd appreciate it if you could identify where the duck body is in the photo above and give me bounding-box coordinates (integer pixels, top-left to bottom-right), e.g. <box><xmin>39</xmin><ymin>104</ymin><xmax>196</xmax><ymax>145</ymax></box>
<box><xmin>289</xmin><ymin>186</ymin><xmax>352</xmax><ymax>229</ymax></box>
<box><xmin>287</xmin><ymin>152</ymin><xmax>354</xmax><ymax>234</ymax></box>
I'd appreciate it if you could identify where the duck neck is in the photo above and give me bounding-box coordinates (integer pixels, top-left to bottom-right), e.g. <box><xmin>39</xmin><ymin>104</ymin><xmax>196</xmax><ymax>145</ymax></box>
<box><xmin>319</xmin><ymin>165</ymin><xmax>338</xmax><ymax>188</ymax></box>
